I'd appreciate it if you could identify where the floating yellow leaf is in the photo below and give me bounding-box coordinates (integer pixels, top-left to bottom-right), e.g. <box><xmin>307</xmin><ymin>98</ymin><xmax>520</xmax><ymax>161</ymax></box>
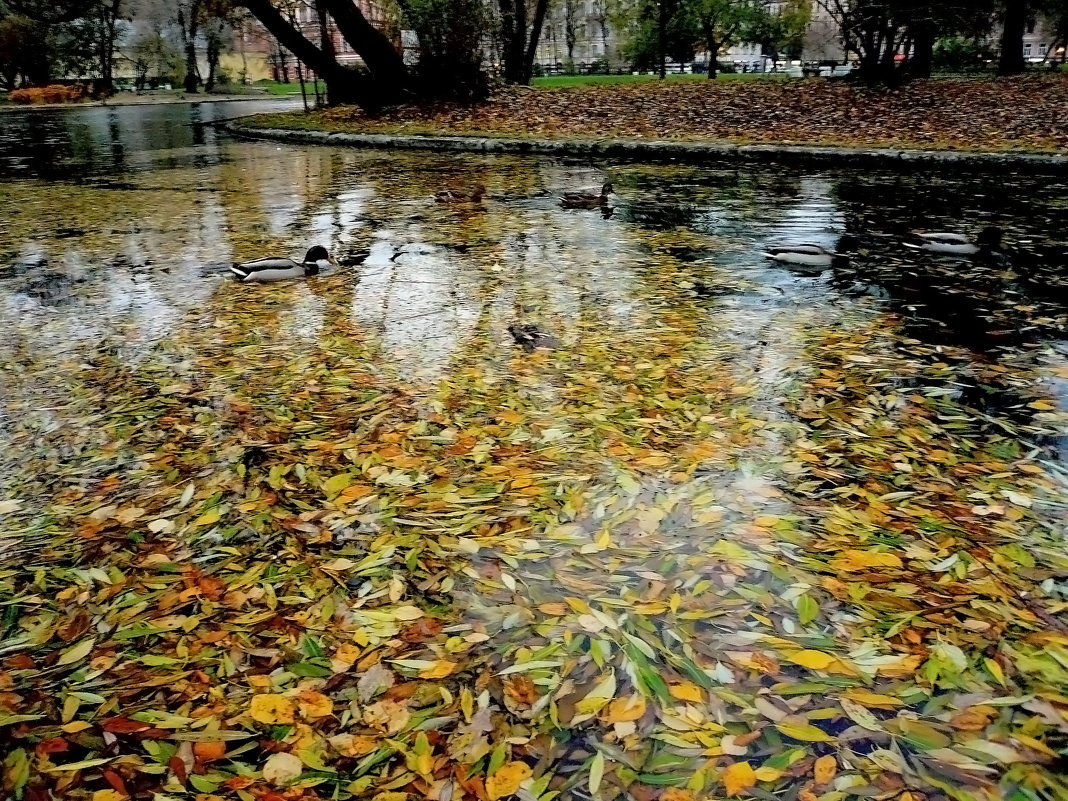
<box><xmin>668</xmin><ymin>682</ymin><xmax>705</xmax><ymax>703</ymax></box>
<box><xmin>722</xmin><ymin>761</ymin><xmax>756</xmax><ymax>796</ymax></box>
<box><xmin>842</xmin><ymin>690</ymin><xmax>903</xmax><ymax>709</ymax></box>
<box><xmin>785</xmin><ymin>650</ymin><xmax>837</xmax><ymax>671</ymax></box>
<box><xmin>249</xmin><ymin>694</ymin><xmax>296</xmax><ymax>725</ymax></box>
<box><xmin>602</xmin><ymin>694</ymin><xmax>646</xmax><ymax>723</ymax></box>
<box><xmin>813</xmin><ymin>755</ymin><xmax>837</xmax><ymax>784</ymax></box>
<box><xmin>775</xmin><ymin>722</ymin><xmax>835</xmax><ymax>742</ymax></box>
<box><xmin>418</xmin><ymin>660</ymin><xmax>457</xmax><ymax>679</ymax></box>
<box><xmin>661</xmin><ymin>790</ymin><xmax>695</xmax><ymax>801</ymax></box>
<box><xmin>91</xmin><ymin>792</ymin><xmax>125</xmax><ymax>801</ymax></box>
<box><xmin>538</xmin><ymin>602</ymin><xmax>568</xmax><ymax>616</ymax></box>
<box><xmin>753</xmin><ymin>767</ymin><xmax>783</xmax><ymax>782</ymax></box>
<box><xmin>486</xmin><ymin>761</ymin><xmax>533</xmax><ymax>800</ymax></box>
<box><xmin>329</xmin><ymin>734</ymin><xmax>379</xmax><ymax>758</ymax></box>
<box><xmin>830</xmin><ymin>550</ymin><xmax>903</xmax><ymax>572</ymax></box>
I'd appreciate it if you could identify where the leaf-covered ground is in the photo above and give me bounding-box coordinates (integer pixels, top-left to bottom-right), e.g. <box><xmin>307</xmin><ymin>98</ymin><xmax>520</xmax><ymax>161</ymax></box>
<box><xmin>3</xmin><ymin>141</ymin><xmax>1068</xmax><ymax>801</ymax></box>
<box><xmin>249</xmin><ymin>76</ymin><xmax>1068</xmax><ymax>154</ymax></box>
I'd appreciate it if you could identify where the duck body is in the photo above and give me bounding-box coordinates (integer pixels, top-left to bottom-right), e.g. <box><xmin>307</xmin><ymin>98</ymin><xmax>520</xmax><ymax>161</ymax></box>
<box><xmin>435</xmin><ymin>185</ymin><xmax>487</xmax><ymax>204</ymax></box>
<box><xmin>906</xmin><ymin>227</ymin><xmax>1003</xmax><ymax>256</ymax></box>
<box><xmin>508</xmin><ymin>324</ymin><xmax>558</xmax><ymax>352</ymax></box>
<box><xmin>230</xmin><ymin>246</ymin><xmax>333</xmax><ymax>283</ymax></box>
<box><xmin>761</xmin><ymin>244</ymin><xmax>843</xmax><ymax>268</ymax></box>
<box><xmin>560</xmin><ymin>182</ymin><xmax>614</xmax><ymax>210</ymax></box>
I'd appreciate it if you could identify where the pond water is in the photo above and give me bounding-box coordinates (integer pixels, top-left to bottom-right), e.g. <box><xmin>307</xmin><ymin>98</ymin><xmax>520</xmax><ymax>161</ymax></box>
<box><xmin>3</xmin><ymin>101</ymin><xmax>1068</xmax><ymax>800</ymax></box>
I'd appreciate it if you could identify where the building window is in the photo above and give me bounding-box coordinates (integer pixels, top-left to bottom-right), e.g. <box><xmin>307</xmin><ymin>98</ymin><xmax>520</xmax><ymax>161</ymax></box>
<box><xmin>1024</xmin><ymin>43</ymin><xmax>1032</xmax><ymax>57</ymax></box>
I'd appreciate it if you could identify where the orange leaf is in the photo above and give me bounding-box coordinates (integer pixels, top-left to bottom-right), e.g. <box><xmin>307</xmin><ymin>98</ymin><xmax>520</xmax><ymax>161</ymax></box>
<box><xmin>722</xmin><ymin>761</ymin><xmax>756</xmax><ymax>796</ymax></box>
<box><xmin>813</xmin><ymin>754</ymin><xmax>837</xmax><ymax>784</ymax></box>
<box><xmin>193</xmin><ymin>741</ymin><xmax>227</xmax><ymax>762</ymax></box>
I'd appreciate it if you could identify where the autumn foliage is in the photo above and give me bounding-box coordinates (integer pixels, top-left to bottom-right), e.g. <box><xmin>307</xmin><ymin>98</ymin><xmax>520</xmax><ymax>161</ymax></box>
<box><xmin>7</xmin><ymin>84</ymin><xmax>85</xmax><ymax>105</ymax></box>
<box><xmin>255</xmin><ymin>75</ymin><xmax>1068</xmax><ymax>153</ymax></box>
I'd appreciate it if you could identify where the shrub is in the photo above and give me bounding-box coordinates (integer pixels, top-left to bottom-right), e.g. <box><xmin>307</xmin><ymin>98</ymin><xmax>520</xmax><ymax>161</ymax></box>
<box><xmin>8</xmin><ymin>84</ymin><xmax>84</xmax><ymax>104</ymax></box>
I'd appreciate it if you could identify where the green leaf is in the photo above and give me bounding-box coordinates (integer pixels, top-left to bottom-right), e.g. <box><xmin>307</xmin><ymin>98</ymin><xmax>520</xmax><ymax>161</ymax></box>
<box><xmin>589</xmin><ymin>751</ymin><xmax>605</xmax><ymax>795</ymax></box>
<box><xmin>56</xmin><ymin>638</ymin><xmax>96</xmax><ymax>666</ymax></box>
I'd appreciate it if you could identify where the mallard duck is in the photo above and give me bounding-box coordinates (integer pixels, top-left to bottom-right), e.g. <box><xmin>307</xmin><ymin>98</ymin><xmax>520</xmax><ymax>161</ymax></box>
<box><xmin>560</xmin><ymin>183</ymin><xmax>613</xmax><ymax>209</ymax></box>
<box><xmin>761</xmin><ymin>244</ymin><xmax>845</xmax><ymax>268</ymax></box>
<box><xmin>435</xmin><ymin>185</ymin><xmax>487</xmax><ymax>204</ymax></box>
<box><xmin>230</xmin><ymin>246</ymin><xmax>334</xmax><ymax>283</ymax></box>
<box><xmin>906</xmin><ymin>227</ymin><xmax>1002</xmax><ymax>256</ymax></box>
<box><xmin>508</xmin><ymin>324</ymin><xmax>558</xmax><ymax>352</ymax></box>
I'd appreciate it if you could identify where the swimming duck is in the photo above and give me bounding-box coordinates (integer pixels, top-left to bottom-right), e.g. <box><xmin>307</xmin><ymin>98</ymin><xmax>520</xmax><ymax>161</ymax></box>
<box><xmin>560</xmin><ymin>183</ymin><xmax>614</xmax><ymax>209</ymax></box>
<box><xmin>230</xmin><ymin>246</ymin><xmax>334</xmax><ymax>282</ymax></box>
<box><xmin>906</xmin><ymin>227</ymin><xmax>1002</xmax><ymax>256</ymax></box>
<box><xmin>508</xmin><ymin>324</ymin><xmax>558</xmax><ymax>352</ymax></box>
<box><xmin>435</xmin><ymin>185</ymin><xmax>487</xmax><ymax>204</ymax></box>
<box><xmin>761</xmin><ymin>244</ymin><xmax>845</xmax><ymax>268</ymax></box>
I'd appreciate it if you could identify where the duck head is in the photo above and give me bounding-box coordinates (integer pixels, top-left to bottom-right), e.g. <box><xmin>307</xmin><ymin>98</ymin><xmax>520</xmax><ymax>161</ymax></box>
<box><xmin>601</xmin><ymin>182</ymin><xmax>615</xmax><ymax>196</ymax></box>
<box><xmin>303</xmin><ymin>245</ymin><xmax>335</xmax><ymax>275</ymax></box>
<box><xmin>977</xmin><ymin>226</ymin><xmax>1003</xmax><ymax>250</ymax></box>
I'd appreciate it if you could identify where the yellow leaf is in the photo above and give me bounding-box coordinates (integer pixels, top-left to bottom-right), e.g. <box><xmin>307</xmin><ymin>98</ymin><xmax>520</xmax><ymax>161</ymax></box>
<box><xmin>841</xmin><ymin>689</ymin><xmax>904</xmax><ymax>709</ymax></box>
<box><xmin>753</xmin><ymin>515</ymin><xmax>780</xmax><ymax>527</ymax></box>
<box><xmin>296</xmin><ymin>690</ymin><xmax>333</xmax><ymax>719</ymax></box>
<box><xmin>753</xmin><ymin>767</ymin><xmax>783</xmax><ymax>782</ymax></box>
<box><xmin>92</xmin><ymin>792</ymin><xmax>125</xmax><ymax>801</ymax></box>
<box><xmin>249</xmin><ymin>694</ymin><xmax>296</xmax><ymax>725</ymax></box>
<box><xmin>602</xmin><ymin>694</ymin><xmax>646</xmax><ymax>723</ymax></box>
<box><xmin>329</xmin><ymin>734</ymin><xmax>379</xmax><ymax>758</ymax></box>
<box><xmin>1029</xmin><ymin>400</ymin><xmax>1056</xmax><ymax>411</ymax></box>
<box><xmin>486</xmin><ymin>761</ymin><xmax>533</xmax><ymax>800</ymax></box>
<box><xmin>537</xmin><ymin>602</ymin><xmax>568</xmax><ymax>615</ymax></box>
<box><xmin>192</xmin><ymin>508</ymin><xmax>222</xmax><ymax>528</ymax></box>
<box><xmin>785</xmin><ymin>650</ymin><xmax>837</xmax><ymax>671</ymax></box>
<box><xmin>984</xmin><ymin>657</ymin><xmax>1006</xmax><ymax>687</ymax></box>
<box><xmin>61</xmin><ymin>721</ymin><xmax>93</xmax><ymax>734</ymax></box>
<box><xmin>722</xmin><ymin>761</ymin><xmax>756</xmax><ymax>796</ymax></box>
<box><xmin>775</xmin><ymin>722</ymin><xmax>835</xmax><ymax>743</ymax></box>
<box><xmin>830</xmin><ymin>549</ymin><xmax>903</xmax><ymax>572</ymax></box>
<box><xmin>668</xmin><ymin>682</ymin><xmax>705</xmax><ymax>703</ymax></box>
<box><xmin>334</xmin><ymin>643</ymin><xmax>362</xmax><ymax>666</ymax></box>
<box><xmin>813</xmin><ymin>754</ymin><xmax>837</xmax><ymax>784</ymax></box>
<box><xmin>661</xmin><ymin>790</ymin><xmax>695</xmax><ymax>801</ymax></box>
<box><xmin>392</xmin><ymin>606</ymin><xmax>424</xmax><ymax>621</ymax></box>
<box><xmin>418</xmin><ymin>660</ymin><xmax>457</xmax><ymax>679</ymax></box>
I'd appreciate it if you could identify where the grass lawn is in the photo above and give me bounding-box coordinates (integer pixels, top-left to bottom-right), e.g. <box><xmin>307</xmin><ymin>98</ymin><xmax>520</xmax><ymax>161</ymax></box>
<box><xmin>250</xmin><ymin>79</ymin><xmax>326</xmax><ymax>96</ymax></box>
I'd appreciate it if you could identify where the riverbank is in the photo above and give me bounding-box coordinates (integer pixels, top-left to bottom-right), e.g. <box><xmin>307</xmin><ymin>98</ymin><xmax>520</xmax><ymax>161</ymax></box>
<box><xmin>0</xmin><ymin>90</ymin><xmax>303</xmax><ymax>112</ymax></box>
<box><xmin>242</xmin><ymin>75</ymin><xmax>1068</xmax><ymax>156</ymax></box>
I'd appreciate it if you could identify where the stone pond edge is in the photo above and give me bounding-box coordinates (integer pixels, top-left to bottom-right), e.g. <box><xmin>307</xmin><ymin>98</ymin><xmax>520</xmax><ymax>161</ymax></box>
<box><xmin>226</xmin><ymin>123</ymin><xmax>1068</xmax><ymax>173</ymax></box>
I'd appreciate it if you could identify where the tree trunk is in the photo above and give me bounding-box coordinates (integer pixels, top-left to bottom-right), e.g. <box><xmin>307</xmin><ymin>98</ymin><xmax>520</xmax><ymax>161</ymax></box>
<box><xmin>99</xmin><ymin>0</ymin><xmax>121</xmax><ymax>94</ymax></box>
<box><xmin>909</xmin><ymin>18</ymin><xmax>934</xmax><ymax>79</ymax></box>
<box><xmin>658</xmin><ymin>0</ymin><xmax>667</xmax><ymax>78</ymax></box>
<box><xmin>182</xmin><ymin>0</ymin><xmax>203</xmax><ymax>93</ymax></box>
<box><xmin>240</xmin><ymin>0</ymin><xmax>378</xmax><ymax>106</ymax></box>
<box><xmin>522</xmin><ymin>0</ymin><xmax>550</xmax><ymax>83</ymax></box>
<box><xmin>318</xmin><ymin>0</ymin><xmax>409</xmax><ymax>90</ymax></box>
<box><xmin>999</xmin><ymin>0</ymin><xmax>1028</xmax><ymax>75</ymax></box>
<box><xmin>316</xmin><ymin>0</ymin><xmax>334</xmax><ymax>61</ymax></box>
<box><xmin>205</xmin><ymin>42</ymin><xmax>219</xmax><ymax>91</ymax></box>
<box><xmin>498</xmin><ymin>0</ymin><xmax>548</xmax><ymax>84</ymax></box>
<box><xmin>707</xmin><ymin>34</ymin><xmax>718</xmax><ymax>78</ymax></box>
